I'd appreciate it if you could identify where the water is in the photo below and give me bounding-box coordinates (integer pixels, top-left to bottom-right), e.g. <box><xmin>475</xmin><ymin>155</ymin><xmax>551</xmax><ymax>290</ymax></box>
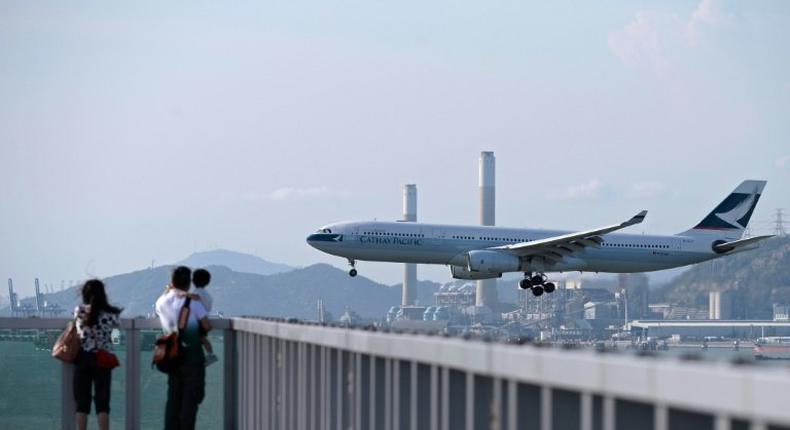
<box><xmin>0</xmin><ymin>334</ymin><xmax>224</xmax><ymax>430</ymax></box>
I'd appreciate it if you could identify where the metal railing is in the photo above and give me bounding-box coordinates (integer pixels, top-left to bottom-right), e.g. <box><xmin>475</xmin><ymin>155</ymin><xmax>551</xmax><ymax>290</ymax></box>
<box><xmin>0</xmin><ymin>317</ymin><xmax>234</xmax><ymax>430</ymax></box>
<box><xmin>233</xmin><ymin>317</ymin><xmax>790</xmax><ymax>430</ymax></box>
<box><xmin>5</xmin><ymin>316</ymin><xmax>790</xmax><ymax>429</ymax></box>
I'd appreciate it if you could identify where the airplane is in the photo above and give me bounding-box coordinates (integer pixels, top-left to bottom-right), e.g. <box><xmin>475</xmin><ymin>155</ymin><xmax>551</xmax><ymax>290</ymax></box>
<box><xmin>306</xmin><ymin>180</ymin><xmax>773</xmax><ymax>296</ymax></box>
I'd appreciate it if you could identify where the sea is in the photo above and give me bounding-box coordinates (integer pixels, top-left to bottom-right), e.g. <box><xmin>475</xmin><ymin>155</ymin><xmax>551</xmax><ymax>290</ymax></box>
<box><xmin>0</xmin><ymin>333</ymin><xmax>224</xmax><ymax>430</ymax></box>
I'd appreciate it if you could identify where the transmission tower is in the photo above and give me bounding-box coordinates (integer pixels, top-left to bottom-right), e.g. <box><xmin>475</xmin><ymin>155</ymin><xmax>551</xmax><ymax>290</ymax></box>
<box><xmin>775</xmin><ymin>208</ymin><xmax>788</xmax><ymax>237</ymax></box>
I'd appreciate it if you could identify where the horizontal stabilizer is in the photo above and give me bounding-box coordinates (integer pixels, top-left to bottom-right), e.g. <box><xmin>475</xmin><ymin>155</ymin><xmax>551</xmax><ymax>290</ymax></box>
<box><xmin>713</xmin><ymin>235</ymin><xmax>773</xmax><ymax>254</ymax></box>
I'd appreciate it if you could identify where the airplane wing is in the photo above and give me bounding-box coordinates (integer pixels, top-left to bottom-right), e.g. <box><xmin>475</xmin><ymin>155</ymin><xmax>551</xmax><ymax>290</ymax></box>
<box><xmin>490</xmin><ymin>210</ymin><xmax>647</xmax><ymax>260</ymax></box>
<box><xmin>713</xmin><ymin>235</ymin><xmax>774</xmax><ymax>253</ymax></box>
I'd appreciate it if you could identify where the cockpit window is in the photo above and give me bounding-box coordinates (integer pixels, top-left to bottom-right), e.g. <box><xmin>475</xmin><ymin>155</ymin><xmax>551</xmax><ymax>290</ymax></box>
<box><xmin>317</xmin><ymin>228</ymin><xmax>332</xmax><ymax>233</ymax></box>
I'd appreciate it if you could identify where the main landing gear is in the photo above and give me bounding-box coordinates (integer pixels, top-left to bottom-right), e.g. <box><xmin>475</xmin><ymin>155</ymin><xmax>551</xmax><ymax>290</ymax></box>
<box><xmin>518</xmin><ymin>273</ymin><xmax>556</xmax><ymax>297</ymax></box>
<box><xmin>348</xmin><ymin>259</ymin><xmax>358</xmax><ymax>277</ymax></box>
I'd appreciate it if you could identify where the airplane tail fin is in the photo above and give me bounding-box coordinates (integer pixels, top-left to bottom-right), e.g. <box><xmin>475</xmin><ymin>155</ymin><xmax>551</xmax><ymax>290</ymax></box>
<box><xmin>680</xmin><ymin>180</ymin><xmax>766</xmax><ymax>238</ymax></box>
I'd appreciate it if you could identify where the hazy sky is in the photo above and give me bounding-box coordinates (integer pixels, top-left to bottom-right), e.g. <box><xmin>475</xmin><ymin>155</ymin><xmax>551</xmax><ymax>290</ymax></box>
<box><xmin>2</xmin><ymin>1</ymin><xmax>789</xmax><ymax>297</ymax></box>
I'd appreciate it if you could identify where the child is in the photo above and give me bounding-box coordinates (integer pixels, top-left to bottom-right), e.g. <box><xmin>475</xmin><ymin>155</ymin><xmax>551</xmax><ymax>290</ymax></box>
<box><xmin>191</xmin><ymin>268</ymin><xmax>218</xmax><ymax>366</ymax></box>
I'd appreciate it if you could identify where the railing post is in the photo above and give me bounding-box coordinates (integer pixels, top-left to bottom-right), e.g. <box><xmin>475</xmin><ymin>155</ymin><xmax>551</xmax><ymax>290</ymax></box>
<box><xmin>603</xmin><ymin>396</ymin><xmax>615</xmax><ymax>430</ymax></box>
<box><xmin>62</xmin><ymin>362</ymin><xmax>76</xmax><ymax>430</ymax></box>
<box><xmin>430</xmin><ymin>365</ymin><xmax>438</xmax><ymax>430</ymax></box>
<box><xmin>655</xmin><ymin>403</ymin><xmax>668</xmax><ymax>430</ymax></box>
<box><xmin>506</xmin><ymin>381</ymin><xmax>517</xmax><ymax>430</ymax></box>
<box><xmin>224</xmin><ymin>326</ymin><xmax>236</xmax><ymax>430</ymax></box>
<box><xmin>540</xmin><ymin>386</ymin><xmax>552</xmax><ymax>430</ymax></box>
<box><xmin>125</xmin><ymin>319</ymin><xmax>140</xmax><ymax>430</ymax></box>
<box><xmin>465</xmin><ymin>372</ymin><xmax>474</xmax><ymax>430</ymax></box>
<box><xmin>581</xmin><ymin>392</ymin><xmax>593</xmax><ymax>430</ymax></box>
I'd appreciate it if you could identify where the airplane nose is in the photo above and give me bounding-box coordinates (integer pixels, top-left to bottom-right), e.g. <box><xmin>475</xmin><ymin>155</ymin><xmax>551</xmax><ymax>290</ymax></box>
<box><xmin>306</xmin><ymin>233</ymin><xmax>343</xmax><ymax>249</ymax></box>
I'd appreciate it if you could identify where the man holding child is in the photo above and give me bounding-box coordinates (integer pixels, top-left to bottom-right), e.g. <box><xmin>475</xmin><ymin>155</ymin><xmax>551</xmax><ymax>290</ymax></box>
<box><xmin>155</xmin><ymin>266</ymin><xmax>213</xmax><ymax>430</ymax></box>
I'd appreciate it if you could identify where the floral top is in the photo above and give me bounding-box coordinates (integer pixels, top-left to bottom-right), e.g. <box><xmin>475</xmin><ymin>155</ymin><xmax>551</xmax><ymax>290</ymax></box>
<box><xmin>74</xmin><ymin>305</ymin><xmax>120</xmax><ymax>352</ymax></box>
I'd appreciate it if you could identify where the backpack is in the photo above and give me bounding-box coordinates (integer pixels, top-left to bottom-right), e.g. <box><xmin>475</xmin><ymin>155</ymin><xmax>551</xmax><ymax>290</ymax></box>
<box><xmin>152</xmin><ymin>297</ymin><xmax>191</xmax><ymax>374</ymax></box>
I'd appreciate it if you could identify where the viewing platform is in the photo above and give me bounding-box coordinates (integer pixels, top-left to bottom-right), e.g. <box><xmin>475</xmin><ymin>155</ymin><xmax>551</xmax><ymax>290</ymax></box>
<box><xmin>2</xmin><ymin>317</ymin><xmax>790</xmax><ymax>430</ymax></box>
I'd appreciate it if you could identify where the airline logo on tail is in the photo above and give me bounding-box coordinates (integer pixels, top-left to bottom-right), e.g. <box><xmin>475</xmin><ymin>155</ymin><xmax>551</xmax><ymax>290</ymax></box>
<box><xmin>714</xmin><ymin>189</ymin><xmax>758</xmax><ymax>229</ymax></box>
<box><xmin>693</xmin><ymin>181</ymin><xmax>765</xmax><ymax>230</ymax></box>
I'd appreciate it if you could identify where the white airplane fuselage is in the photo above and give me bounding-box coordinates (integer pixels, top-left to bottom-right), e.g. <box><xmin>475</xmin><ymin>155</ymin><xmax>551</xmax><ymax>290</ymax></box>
<box><xmin>307</xmin><ymin>221</ymin><xmax>730</xmax><ymax>274</ymax></box>
<box><xmin>307</xmin><ymin>180</ymin><xmax>769</xmax><ymax>281</ymax></box>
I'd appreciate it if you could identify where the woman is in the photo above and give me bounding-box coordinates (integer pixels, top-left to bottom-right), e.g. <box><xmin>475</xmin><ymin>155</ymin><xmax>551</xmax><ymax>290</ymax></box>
<box><xmin>73</xmin><ymin>279</ymin><xmax>122</xmax><ymax>430</ymax></box>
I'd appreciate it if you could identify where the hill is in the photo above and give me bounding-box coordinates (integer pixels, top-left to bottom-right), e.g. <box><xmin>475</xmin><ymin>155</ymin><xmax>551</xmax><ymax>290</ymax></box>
<box><xmin>656</xmin><ymin>236</ymin><xmax>790</xmax><ymax>318</ymax></box>
<box><xmin>1</xmin><ymin>264</ymin><xmax>436</xmax><ymax>320</ymax></box>
<box><xmin>177</xmin><ymin>249</ymin><xmax>294</xmax><ymax>276</ymax></box>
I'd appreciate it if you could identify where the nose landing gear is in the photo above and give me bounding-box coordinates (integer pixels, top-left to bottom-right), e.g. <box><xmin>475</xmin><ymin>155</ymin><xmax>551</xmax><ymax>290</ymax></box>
<box><xmin>518</xmin><ymin>272</ymin><xmax>556</xmax><ymax>296</ymax></box>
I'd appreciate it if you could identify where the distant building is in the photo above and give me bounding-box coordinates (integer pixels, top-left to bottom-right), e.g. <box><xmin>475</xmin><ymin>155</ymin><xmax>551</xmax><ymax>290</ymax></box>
<box><xmin>434</xmin><ymin>283</ymin><xmax>476</xmax><ymax>308</ymax></box>
<box><xmin>774</xmin><ymin>304</ymin><xmax>790</xmax><ymax>321</ymax></box>
<box><xmin>709</xmin><ymin>290</ymin><xmax>734</xmax><ymax>320</ymax></box>
<box><xmin>665</xmin><ymin>306</ymin><xmax>709</xmax><ymax>320</ymax></box>
<box><xmin>580</xmin><ymin>288</ymin><xmax>615</xmax><ymax>302</ymax></box>
<box><xmin>584</xmin><ymin>302</ymin><xmax>618</xmax><ymax>320</ymax></box>
<box><xmin>648</xmin><ymin>303</ymin><xmax>671</xmax><ymax>320</ymax></box>
<box><xmin>618</xmin><ymin>273</ymin><xmax>649</xmax><ymax>320</ymax></box>
<box><xmin>632</xmin><ymin>320</ymin><xmax>790</xmax><ymax>339</ymax></box>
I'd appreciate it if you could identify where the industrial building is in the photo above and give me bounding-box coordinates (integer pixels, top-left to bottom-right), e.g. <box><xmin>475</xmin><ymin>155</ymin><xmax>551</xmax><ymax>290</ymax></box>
<box><xmin>630</xmin><ymin>320</ymin><xmax>790</xmax><ymax>339</ymax></box>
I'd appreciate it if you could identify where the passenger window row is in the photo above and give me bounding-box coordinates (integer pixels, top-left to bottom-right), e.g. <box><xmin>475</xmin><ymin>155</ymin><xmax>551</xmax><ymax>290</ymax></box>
<box><xmin>363</xmin><ymin>231</ymin><xmax>424</xmax><ymax>238</ymax></box>
<box><xmin>603</xmin><ymin>242</ymin><xmax>669</xmax><ymax>249</ymax></box>
<box><xmin>450</xmin><ymin>236</ymin><xmax>531</xmax><ymax>242</ymax></box>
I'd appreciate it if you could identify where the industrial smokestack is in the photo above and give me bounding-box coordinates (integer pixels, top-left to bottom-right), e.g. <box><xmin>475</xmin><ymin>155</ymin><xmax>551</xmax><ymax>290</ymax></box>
<box><xmin>7</xmin><ymin>279</ymin><xmax>16</xmax><ymax>313</ymax></box>
<box><xmin>477</xmin><ymin>152</ymin><xmax>499</xmax><ymax>307</ymax></box>
<box><xmin>402</xmin><ymin>184</ymin><xmax>418</xmax><ymax>306</ymax></box>
<box><xmin>34</xmin><ymin>278</ymin><xmax>42</xmax><ymax>312</ymax></box>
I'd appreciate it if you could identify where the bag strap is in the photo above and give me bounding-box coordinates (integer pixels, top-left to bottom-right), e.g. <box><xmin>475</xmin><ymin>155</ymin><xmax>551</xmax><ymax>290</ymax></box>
<box><xmin>177</xmin><ymin>297</ymin><xmax>192</xmax><ymax>334</ymax></box>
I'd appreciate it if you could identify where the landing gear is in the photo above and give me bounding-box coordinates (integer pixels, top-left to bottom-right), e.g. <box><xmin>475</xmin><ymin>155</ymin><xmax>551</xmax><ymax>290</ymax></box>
<box><xmin>519</xmin><ymin>272</ymin><xmax>555</xmax><ymax>296</ymax></box>
<box><xmin>348</xmin><ymin>259</ymin><xmax>357</xmax><ymax>277</ymax></box>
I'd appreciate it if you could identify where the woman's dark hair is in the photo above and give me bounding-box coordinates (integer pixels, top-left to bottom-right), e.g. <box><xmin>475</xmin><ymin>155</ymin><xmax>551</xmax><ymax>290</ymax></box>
<box><xmin>81</xmin><ymin>279</ymin><xmax>122</xmax><ymax>326</ymax></box>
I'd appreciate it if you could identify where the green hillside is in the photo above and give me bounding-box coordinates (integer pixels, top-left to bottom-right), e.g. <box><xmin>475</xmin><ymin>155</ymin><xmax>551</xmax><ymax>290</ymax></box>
<box><xmin>656</xmin><ymin>236</ymin><xmax>790</xmax><ymax>318</ymax></box>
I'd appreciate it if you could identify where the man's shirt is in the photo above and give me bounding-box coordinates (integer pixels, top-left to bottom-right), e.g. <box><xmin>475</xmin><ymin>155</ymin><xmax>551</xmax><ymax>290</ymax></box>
<box><xmin>155</xmin><ymin>288</ymin><xmax>208</xmax><ymax>364</ymax></box>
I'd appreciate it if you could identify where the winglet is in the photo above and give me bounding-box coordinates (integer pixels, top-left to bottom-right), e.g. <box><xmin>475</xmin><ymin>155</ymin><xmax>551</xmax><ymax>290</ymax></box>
<box><xmin>623</xmin><ymin>210</ymin><xmax>648</xmax><ymax>227</ymax></box>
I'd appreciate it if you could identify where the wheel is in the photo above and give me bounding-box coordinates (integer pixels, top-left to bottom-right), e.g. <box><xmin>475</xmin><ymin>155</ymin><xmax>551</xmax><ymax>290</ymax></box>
<box><xmin>518</xmin><ymin>278</ymin><xmax>532</xmax><ymax>290</ymax></box>
<box><xmin>530</xmin><ymin>275</ymin><xmax>544</xmax><ymax>285</ymax></box>
<box><xmin>349</xmin><ymin>268</ymin><xmax>358</xmax><ymax>277</ymax></box>
<box><xmin>531</xmin><ymin>286</ymin><xmax>544</xmax><ymax>297</ymax></box>
<box><xmin>544</xmin><ymin>282</ymin><xmax>556</xmax><ymax>293</ymax></box>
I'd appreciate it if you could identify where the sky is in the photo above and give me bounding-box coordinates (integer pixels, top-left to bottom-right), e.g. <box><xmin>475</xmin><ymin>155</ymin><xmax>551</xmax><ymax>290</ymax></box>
<box><xmin>1</xmin><ymin>0</ymin><xmax>789</xmax><ymax>297</ymax></box>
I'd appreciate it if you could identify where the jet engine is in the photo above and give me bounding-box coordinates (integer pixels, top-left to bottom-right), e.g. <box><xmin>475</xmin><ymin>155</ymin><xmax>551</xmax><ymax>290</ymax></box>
<box><xmin>466</xmin><ymin>250</ymin><xmax>521</xmax><ymax>273</ymax></box>
<box><xmin>450</xmin><ymin>265</ymin><xmax>502</xmax><ymax>280</ymax></box>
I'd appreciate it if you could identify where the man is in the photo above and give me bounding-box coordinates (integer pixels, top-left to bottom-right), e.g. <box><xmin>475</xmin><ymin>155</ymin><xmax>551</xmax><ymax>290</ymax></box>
<box><xmin>155</xmin><ymin>266</ymin><xmax>212</xmax><ymax>430</ymax></box>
